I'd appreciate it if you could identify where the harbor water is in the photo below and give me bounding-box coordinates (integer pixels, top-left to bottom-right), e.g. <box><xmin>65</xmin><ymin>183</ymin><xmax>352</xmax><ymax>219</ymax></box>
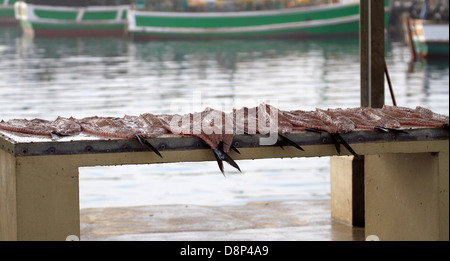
<box><xmin>0</xmin><ymin>26</ymin><xmax>448</xmax><ymax>209</ymax></box>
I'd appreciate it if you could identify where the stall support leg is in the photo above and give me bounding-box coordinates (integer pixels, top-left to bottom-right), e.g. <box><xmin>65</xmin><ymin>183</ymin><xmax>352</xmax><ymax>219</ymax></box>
<box><xmin>1</xmin><ymin>153</ymin><xmax>81</xmax><ymax>241</ymax></box>
<box><xmin>0</xmin><ymin>149</ymin><xmax>17</xmax><ymax>240</ymax></box>
<box><xmin>438</xmin><ymin>151</ymin><xmax>449</xmax><ymax>241</ymax></box>
<box><xmin>365</xmin><ymin>151</ymin><xmax>449</xmax><ymax>241</ymax></box>
<box><xmin>330</xmin><ymin>156</ymin><xmax>365</xmax><ymax>227</ymax></box>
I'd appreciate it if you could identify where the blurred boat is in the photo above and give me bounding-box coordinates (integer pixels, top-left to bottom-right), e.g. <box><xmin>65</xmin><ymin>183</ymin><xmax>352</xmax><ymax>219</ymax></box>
<box><xmin>404</xmin><ymin>15</ymin><xmax>449</xmax><ymax>60</ymax></box>
<box><xmin>14</xmin><ymin>0</ymin><xmax>131</xmax><ymax>37</ymax></box>
<box><xmin>0</xmin><ymin>0</ymin><xmax>19</xmax><ymax>25</ymax></box>
<box><xmin>127</xmin><ymin>0</ymin><xmax>391</xmax><ymax>40</ymax></box>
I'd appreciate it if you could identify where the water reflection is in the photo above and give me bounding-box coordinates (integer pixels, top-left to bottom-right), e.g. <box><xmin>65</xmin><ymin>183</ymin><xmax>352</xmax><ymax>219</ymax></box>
<box><xmin>15</xmin><ymin>35</ymin><xmax>130</xmax><ymax>81</ymax></box>
<box><xmin>400</xmin><ymin>55</ymin><xmax>450</xmax><ymax>114</ymax></box>
<box><xmin>2</xmin><ymin>27</ymin><xmax>369</xmax><ymax>120</ymax></box>
<box><xmin>128</xmin><ymin>38</ymin><xmax>362</xmax><ymax>112</ymax></box>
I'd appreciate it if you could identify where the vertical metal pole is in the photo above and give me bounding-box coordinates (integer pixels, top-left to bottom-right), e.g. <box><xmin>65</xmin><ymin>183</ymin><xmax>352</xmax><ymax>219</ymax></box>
<box><xmin>360</xmin><ymin>0</ymin><xmax>370</xmax><ymax>107</ymax></box>
<box><xmin>357</xmin><ymin>0</ymin><xmax>386</xmax><ymax>230</ymax></box>
<box><xmin>369</xmin><ymin>0</ymin><xmax>385</xmax><ymax>108</ymax></box>
<box><xmin>360</xmin><ymin>0</ymin><xmax>385</xmax><ymax>108</ymax></box>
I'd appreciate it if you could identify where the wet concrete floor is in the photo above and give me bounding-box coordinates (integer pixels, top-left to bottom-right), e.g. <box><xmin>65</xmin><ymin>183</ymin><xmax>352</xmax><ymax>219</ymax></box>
<box><xmin>80</xmin><ymin>199</ymin><xmax>365</xmax><ymax>241</ymax></box>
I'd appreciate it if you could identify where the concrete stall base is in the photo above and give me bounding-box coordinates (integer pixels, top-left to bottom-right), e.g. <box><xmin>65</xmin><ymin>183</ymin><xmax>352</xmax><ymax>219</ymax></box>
<box><xmin>1</xmin><ymin>128</ymin><xmax>448</xmax><ymax>241</ymax></box>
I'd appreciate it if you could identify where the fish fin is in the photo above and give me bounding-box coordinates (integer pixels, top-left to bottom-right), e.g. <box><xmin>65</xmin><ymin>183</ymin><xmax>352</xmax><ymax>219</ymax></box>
<box><xmin>332</xmin><ymin>133</ymin><xmax>359</xmax><ymax>159</ymax></box>
<box><xmin>50</xmin><ymin>131</ymin><xmax>72</xmax><ymax>140</ymax></box>
<box><xmin>218</xmin><ymin>140</ymin><xmax>240</xmax><ymax>154</ymax></box>
<box><xmin>213</xmin><ymin>147</ymin><xmax>241</xmax><ymax>173</ymax></box>
<box><xmin>329</xmin><ymin>133</ymin><xmax>341</xmax><ymax>155</ymax></box>
<box><xmin>50</xmin><ymin>131</ymin><xmax>63</xmax><ymax>140</ymax></box>
<box><xmin>305</xmin><ymin>127</ymin><xmax>324</xmax><ymax>133</ymax></box>
<box><xmin>375</xmin><ymin>126</ymin><xmax>408</xmax><ymax>134</ymax></box>
<box><xmin>375</xmin><ymin>126</ymin><xmax>389</xmax><ymax>133</ymax></box>
<box><xmin>135</xmin><ymin>134</ymin><xmax>163</xmax><ymax>158</ymax></box>
<box><xmin>230</xmin><ymin>144</ymin><xmax>241</xmax><ymax>154</ymax></box>
<box><xmin>212</xmin><ymin>149</ymin><xmax>225</xmax><ymax>176</ymax></box>
<box><xmin>278</xmin><ymin>134</ymin><xmax>304</xmax><ymax>151</ymax></box>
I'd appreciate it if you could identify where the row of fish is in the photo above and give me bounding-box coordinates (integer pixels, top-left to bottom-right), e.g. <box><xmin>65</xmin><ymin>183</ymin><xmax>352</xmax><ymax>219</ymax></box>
<box><xmin>1</xmin><ymin>104</ymin><xmax>448</xmax><ymax>174</ymax></box>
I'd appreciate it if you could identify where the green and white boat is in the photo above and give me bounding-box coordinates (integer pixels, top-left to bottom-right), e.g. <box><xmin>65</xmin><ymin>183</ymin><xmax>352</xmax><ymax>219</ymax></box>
<box><xmin>127</xmin><ymin>0</ymin><xmax>391</xmax><ymax>40</ymax></box>
<box><xmin>0</xmin><ymin>0</ymin><xmax>19</xmax><ymax>25</ymax></box>
<box><xmin>404</xmin><ymin>15</ymin><xmax>449</xmax><ymax>59</ymax></box>
<box><xmin>14</xmin><ymin>0</ymin><xmax>131</xmax><ymax>37</ymax></box>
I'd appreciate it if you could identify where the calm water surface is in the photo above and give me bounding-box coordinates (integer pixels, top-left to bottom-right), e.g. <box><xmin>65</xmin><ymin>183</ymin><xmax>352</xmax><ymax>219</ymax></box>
<box><xmin>0</xmin><ymin>27</ymin><xmax>448</xmax><ymax>209</ymax></box>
